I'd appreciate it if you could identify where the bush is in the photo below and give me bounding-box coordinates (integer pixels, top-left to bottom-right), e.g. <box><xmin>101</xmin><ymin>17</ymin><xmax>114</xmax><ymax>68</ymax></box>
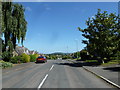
<box><xmin>29</xmin><ymin>54</ymin><xmax>37</xmax><ymax>62</ymax></box>
<box><xmin>21</xmin><ymin>53</ymin><xmax>30</xmax><ymax>63</ymax></box>
<box><xmin>10</xmin><ymin>56</ymin><xmax>22</xmax><ymax>64</ymax></box>
<box><xmin>0</xmin><ymin>60</ymin><xmax>13</xmax><ymax>69</ymax></box>
<box><xmin>2</xmin><ymin>51</ymin><xmax>11</xmax><ymax>62</ymax></box>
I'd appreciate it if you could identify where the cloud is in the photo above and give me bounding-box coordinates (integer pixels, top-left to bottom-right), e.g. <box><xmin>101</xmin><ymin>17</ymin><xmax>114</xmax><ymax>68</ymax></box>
<box><xmin>91</xmin><ymin>16</ymin><xmax>95</xmax><ymax>19</ymax></box>
<box><xmin>26</xmin><ymin>7</ymin><xmax>32</xmax><ymax>11</ymax></box>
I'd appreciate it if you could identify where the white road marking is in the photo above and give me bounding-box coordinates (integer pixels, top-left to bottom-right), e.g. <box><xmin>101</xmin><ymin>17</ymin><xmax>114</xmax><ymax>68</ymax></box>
<box><xmin>38</xmin><ymin>74</ymin><xmax>48</xmax><ymax>89</ymax></box>
<box><xmin>83</xmin><ymin>67</ymin><xmax>120</xmax><ymax>88</ymax></box>
<box><xmin>49</xmin><ymin>65</ymin><xmax>54</xmax><ymax>71</ymax></box>
<box><xmin>99</xmin><ymin>75</ymin><xmax>120</xmax><ymax>88</ymax></box>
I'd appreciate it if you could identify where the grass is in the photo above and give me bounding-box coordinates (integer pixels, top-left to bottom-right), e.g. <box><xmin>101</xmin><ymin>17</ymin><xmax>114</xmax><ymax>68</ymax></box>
<box><xmin>101</xmin><ymin>60</ymin><xmax>119</xmax><ymax>66</ymax></box>
<box><xmin>73</xmin><ymin>58</ymin><xmax>81</xmax><ymax>60</ymax></box>
<box><xmin>0</xmin><ymin>60</ymin><xmax>13</xmax><ymax>69</ymax></box>
<box><xmin>85</xmin><ymin>60</ymin><xmax>98</xmax><ymax>62</ymax></box>
<box><xmin>83</xmin><ymin>59</ymin><xmax>119</xmax><ymax>66</ymax></box>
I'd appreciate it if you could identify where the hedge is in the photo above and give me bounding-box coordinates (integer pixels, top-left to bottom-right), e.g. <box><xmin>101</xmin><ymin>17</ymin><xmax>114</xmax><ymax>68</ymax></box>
<box><xmin>21</xmin><ymin>53</ymin><xmax>30</xmax><ymax>63</ymax></box>
<box><xmin>29</xmin><ymin>54</ymin><xmax>38</xmax><ymax>62</ymax></box>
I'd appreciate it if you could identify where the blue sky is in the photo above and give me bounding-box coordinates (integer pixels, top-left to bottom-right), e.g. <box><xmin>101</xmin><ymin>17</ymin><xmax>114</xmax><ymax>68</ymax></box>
<box><xmin>17</xmin><ymin>2</ymin><xmax>118</xmax><ymax>54</ymax></box>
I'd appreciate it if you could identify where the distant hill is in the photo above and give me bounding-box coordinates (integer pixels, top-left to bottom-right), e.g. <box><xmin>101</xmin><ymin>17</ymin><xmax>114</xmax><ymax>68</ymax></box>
<box><xmin>50</xmin><ymin>52</ymin><xmax>71</xmax><ymax>55</ymax></box>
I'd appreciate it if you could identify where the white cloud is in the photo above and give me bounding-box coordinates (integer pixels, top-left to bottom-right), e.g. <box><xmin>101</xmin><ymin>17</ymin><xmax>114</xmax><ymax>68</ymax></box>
<box><xmin>26</xmin><ymin>7</ymin><xmax>32</xmax><ymax>11</ymax></box>
<box><xmin>91</xmin><ymin>16</ymin><xmax>95</xmax><ymax>19</ymax></box>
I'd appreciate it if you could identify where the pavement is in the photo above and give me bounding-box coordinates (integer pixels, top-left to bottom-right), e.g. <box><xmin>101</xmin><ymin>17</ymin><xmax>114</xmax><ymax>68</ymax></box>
<box><xmin>82</xmin><ymin>65</ymin><xmax>120</xmax><ymax>88</ymax></box>
<box><xmin>2</xmin><ymin>59</ymin><xmax>117</xmax><ymax>89</ymax></box>
<box><xmin>67</xmin><ymin>59</ymin><xmax>120</xmax><ymax>88</ymax></box>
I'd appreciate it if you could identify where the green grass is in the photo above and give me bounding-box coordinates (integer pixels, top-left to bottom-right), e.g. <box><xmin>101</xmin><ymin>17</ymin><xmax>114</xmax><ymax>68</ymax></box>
<box><xmin>101</xmin><ymin>60</ymin><xmax>119</xmax><ymax>66</ymax></box>
<box><xmin>73</xmin><ymin>58</ymin><xmax>81</xmax><ymax>60</ymax></box>
<box><xmin>0</xmin><ymin>60</ymin><xmax>13</xmax><ymax>69</ymax></box>
<box><xmin>85</xmin><ymin>60</ymin><xmax>98</xmax><ymax>62</ymax></box>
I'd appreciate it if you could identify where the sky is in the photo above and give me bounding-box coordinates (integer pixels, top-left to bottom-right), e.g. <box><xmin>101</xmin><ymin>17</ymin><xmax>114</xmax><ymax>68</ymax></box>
<box><xmin>16</xmin><ymin>2</ymin><xmax>118</xmax><ymax>54</ymax></box>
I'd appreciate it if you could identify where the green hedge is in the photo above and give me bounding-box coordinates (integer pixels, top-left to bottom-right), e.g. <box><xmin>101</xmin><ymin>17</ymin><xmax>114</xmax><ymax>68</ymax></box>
<box><xmin>21</xmin><ymin>53</ymin><xmax>30</xmax><ymax>63</ymax></box>
<box><xmin>0</xmin><ymin>60</ymin><xmax>13</xmax><ymax>69</ymax></box>
<box><xmin>10</xmin><ymin>56</ymin><xmax>22</xmax><ymax>64</ymax></box>
<box><xmin>10</xmin><ymin>53</ymin><xmax>37</xmax><ymax>64</ymax></box>
<box><xmin>29</xmin><ymin>54</ymin><xmax>38</xmax><ymax>62</ymax></box>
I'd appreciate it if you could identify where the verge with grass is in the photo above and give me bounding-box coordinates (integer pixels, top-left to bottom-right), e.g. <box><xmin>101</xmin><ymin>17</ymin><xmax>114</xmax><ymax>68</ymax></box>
<box><xmin>0</xmin><ymin>60</ymin><xmax>13</xmax><ymax>69</ymax></box>
<box><xmin>101</xmin><ymin>60</ymin><xmax>119</xmax><ymax>66</ymax></box>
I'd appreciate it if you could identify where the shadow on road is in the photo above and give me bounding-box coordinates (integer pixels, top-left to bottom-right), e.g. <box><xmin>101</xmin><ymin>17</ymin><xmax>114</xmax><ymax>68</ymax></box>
<box><xmin>103</xmin><ymin>66</ymin><xmax>120</xmax><ymax>72</ymax></box>
<box><xmin>35</xmin><ymin>62</ymin><xmax>45</xmax><ymax>64</ymax></box>
<box><xmin>54</xmin><ymin>61</ymin><xmax>102</xmax><ymax>67</ymax></box>
<box><xmin>54</xmin><ymin>62</ymin><xmax>83</xmax><ymax>67</ymax></box>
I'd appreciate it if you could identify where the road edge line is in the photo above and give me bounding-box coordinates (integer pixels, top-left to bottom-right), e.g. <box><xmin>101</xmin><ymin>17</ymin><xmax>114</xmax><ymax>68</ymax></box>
<box><xmin>83</xmin><ymin>66</ymin><xmax>120</xmax><ymax>89</ymax></box>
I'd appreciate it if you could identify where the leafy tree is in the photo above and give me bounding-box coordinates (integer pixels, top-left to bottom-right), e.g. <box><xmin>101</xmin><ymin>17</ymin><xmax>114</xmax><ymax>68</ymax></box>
<box><xmin>72</xmin><ymin>51</ymin><xmax>80</xmax><ymax>59</ymax></box>
<box><xmin>78</xmin><ymin>9</ymin><xmax>119</xmax><ymax>63</ymax></box>
<box><xmin>80</xmin><ymin>49</ymin><xmax>88</xmax><ymax>60</ymax></box>
<box><xmin>2</xmin><ymin>2</ymin><xmax>27</xmax><ymax>61</ymax></box>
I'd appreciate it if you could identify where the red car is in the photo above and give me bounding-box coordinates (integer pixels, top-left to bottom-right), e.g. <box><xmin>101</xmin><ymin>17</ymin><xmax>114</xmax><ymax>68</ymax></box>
<box><xmin>36</xmin><ymin>56</ymin><xmax>47</xmax><ymax>63</ymax></box>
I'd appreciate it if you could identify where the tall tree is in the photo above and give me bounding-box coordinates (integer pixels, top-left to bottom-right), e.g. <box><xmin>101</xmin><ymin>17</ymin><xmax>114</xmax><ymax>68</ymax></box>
<box><xmin>2</xmin><ymin>2</ymin><xmax>27</xmax><ymax>61</ymax></box>
<box><xmin>78</xmin><ymin>9</ymin><xmax>119</xmax><ymax>63</ymax></box>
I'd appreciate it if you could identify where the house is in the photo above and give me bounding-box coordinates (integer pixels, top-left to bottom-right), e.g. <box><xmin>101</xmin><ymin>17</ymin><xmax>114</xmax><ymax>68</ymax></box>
<box><xmin>15</xmin><ymin>46</ymin><xmax>30</xmax><ymax>55</ymax></box>
<box><xmin>12</xmin><ymin>45</ymin><xmax>39</xmax><ymax>56</ymax></box>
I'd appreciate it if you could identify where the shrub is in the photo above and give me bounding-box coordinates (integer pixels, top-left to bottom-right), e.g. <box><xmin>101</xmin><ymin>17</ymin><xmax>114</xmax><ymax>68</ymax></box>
<box><xmin>10</xmin><ymin>56</ymin><xmax>22</xmax><ymax>64</ymax></box>
<box><xmin>29</xmin><ymin>54</ymin><xmax>37</xmax><ymax>62</ymax></box>
<box><xmin>34</xmin><ymin>54</ymin><xmax>39</xmax><ymax>58</ymax></box>
<box><xmin>21</xmin><ymin>53</ymin><xmax>30</xmax><ymax>63</ymax></box>
<box><xmin>0</xmin><ymin>60</ymin><xmax>13</xmax><ymax>69</ymax></box>
<box><xmin>2</xmin><ymin>51</ymin><xmax>11</xmax><ymax>62</ymax></box>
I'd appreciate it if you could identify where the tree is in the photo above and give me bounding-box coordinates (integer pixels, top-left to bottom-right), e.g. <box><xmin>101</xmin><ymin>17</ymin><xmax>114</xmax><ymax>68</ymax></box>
<box><xmin>2</xmin><ymin>2</ymin><xmax>27</xmax><ymax>61</ymax></box>
<box><xmin>80</xmin><ymin>49</ymin><xmax>88</xmax><ymax>60</ymax></box>
<box><xmin>78</xmin><ymin>9</ymin><xmax>119</xmax><ymax>63</ymax></box>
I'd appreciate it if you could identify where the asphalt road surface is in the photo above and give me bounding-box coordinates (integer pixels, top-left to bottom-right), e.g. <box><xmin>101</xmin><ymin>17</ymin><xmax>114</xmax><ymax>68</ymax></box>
<box><xmin>2</xmin><ymin>59</ymin><xmax>114</xmax><ymax>88</ymax></box>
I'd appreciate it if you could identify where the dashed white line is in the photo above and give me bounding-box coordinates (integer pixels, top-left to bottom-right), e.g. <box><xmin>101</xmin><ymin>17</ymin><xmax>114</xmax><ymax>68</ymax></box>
<box><xmin>37</xmin><ymin>64</ymin><xmax>55</xmax><ymax>89</ymax></box>
<box><xmin>38</xmin><ymin>74</ymin><xmax>48</xmax><ymax>89</ymax></box>
<box><xmin>49</xmin><ymin>65</ymin><xmax>54</xmax><ymax>71</ymax></box>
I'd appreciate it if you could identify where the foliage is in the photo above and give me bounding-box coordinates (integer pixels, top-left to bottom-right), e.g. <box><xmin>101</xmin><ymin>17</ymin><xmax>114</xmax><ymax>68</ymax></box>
<box><xmin>62</xmin><ymin>55</ymin><xmax>72</xmax><ymax>59</ymax></box>
<box><xmin>80</xmin><ymin>49</ymin><xmax>90</xmax><ymax>60</ymax></box>
<box><xmin>62</xmin><ymin>55</ymin><xmax>68</xmax><ymax>59</ymax></box>
<box><xmin>2</xmin><ymin>2</ymin><xmax>27</xmax><ymax>61</ymax></box>
<box><xmin>46</xmin><ymin>54</ymin><xmax>57</xmax><ymax>60</ymax></box>
<box><xmin>101</xmin><ymin>60</ymin><xmax>119</xmax><ymax>66</ymax></box>
<box><xmin>29</xmin><ymin>54</ymin><xmax>38</xmax><ymax>62</ymax></box>
<box><xmin>10</xmin><ymin>56</ymin><xmax>22</xmax><ymax>64</ymax></box>
<box><xmin>78</xmin><ymin>9</ymin><xmax>120</xmax><ymax>63</ymax></box>
<box><xmin>72</xmin><ymin>51</ymin><xmax>81</xmax><ymax>59</ymax></box>
<box><xmin>2</xmin><ymin>51</ymin><xmax>11</xmax><ymax>62</ymax></box>
<box><xmin>20</xmin><ymin>53</ymin><xmax>30</xmax><ymax>63</ymax></box>
<box><xmin>85</xmin><ymin>60</ymin><xmax>98</xmax><ymax>62</ymax></box>
<box><xmin>0</xmin><ymin>60</ymin><xmax>13</xmax><ymax>69</ymax></box>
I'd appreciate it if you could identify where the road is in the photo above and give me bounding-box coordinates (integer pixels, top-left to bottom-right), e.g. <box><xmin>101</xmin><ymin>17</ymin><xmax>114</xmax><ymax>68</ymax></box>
<box><xmin>2</xmin><ymin>59</ymin><xmax>114</xmax><ymax>89</ymax></box>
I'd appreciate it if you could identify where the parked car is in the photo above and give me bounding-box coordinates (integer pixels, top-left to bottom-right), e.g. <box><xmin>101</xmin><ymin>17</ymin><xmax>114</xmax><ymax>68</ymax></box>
<box><xmin>36</xmin><ymin>56</ymin><xmax>47</xmax><ymax>63</ymax></box>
